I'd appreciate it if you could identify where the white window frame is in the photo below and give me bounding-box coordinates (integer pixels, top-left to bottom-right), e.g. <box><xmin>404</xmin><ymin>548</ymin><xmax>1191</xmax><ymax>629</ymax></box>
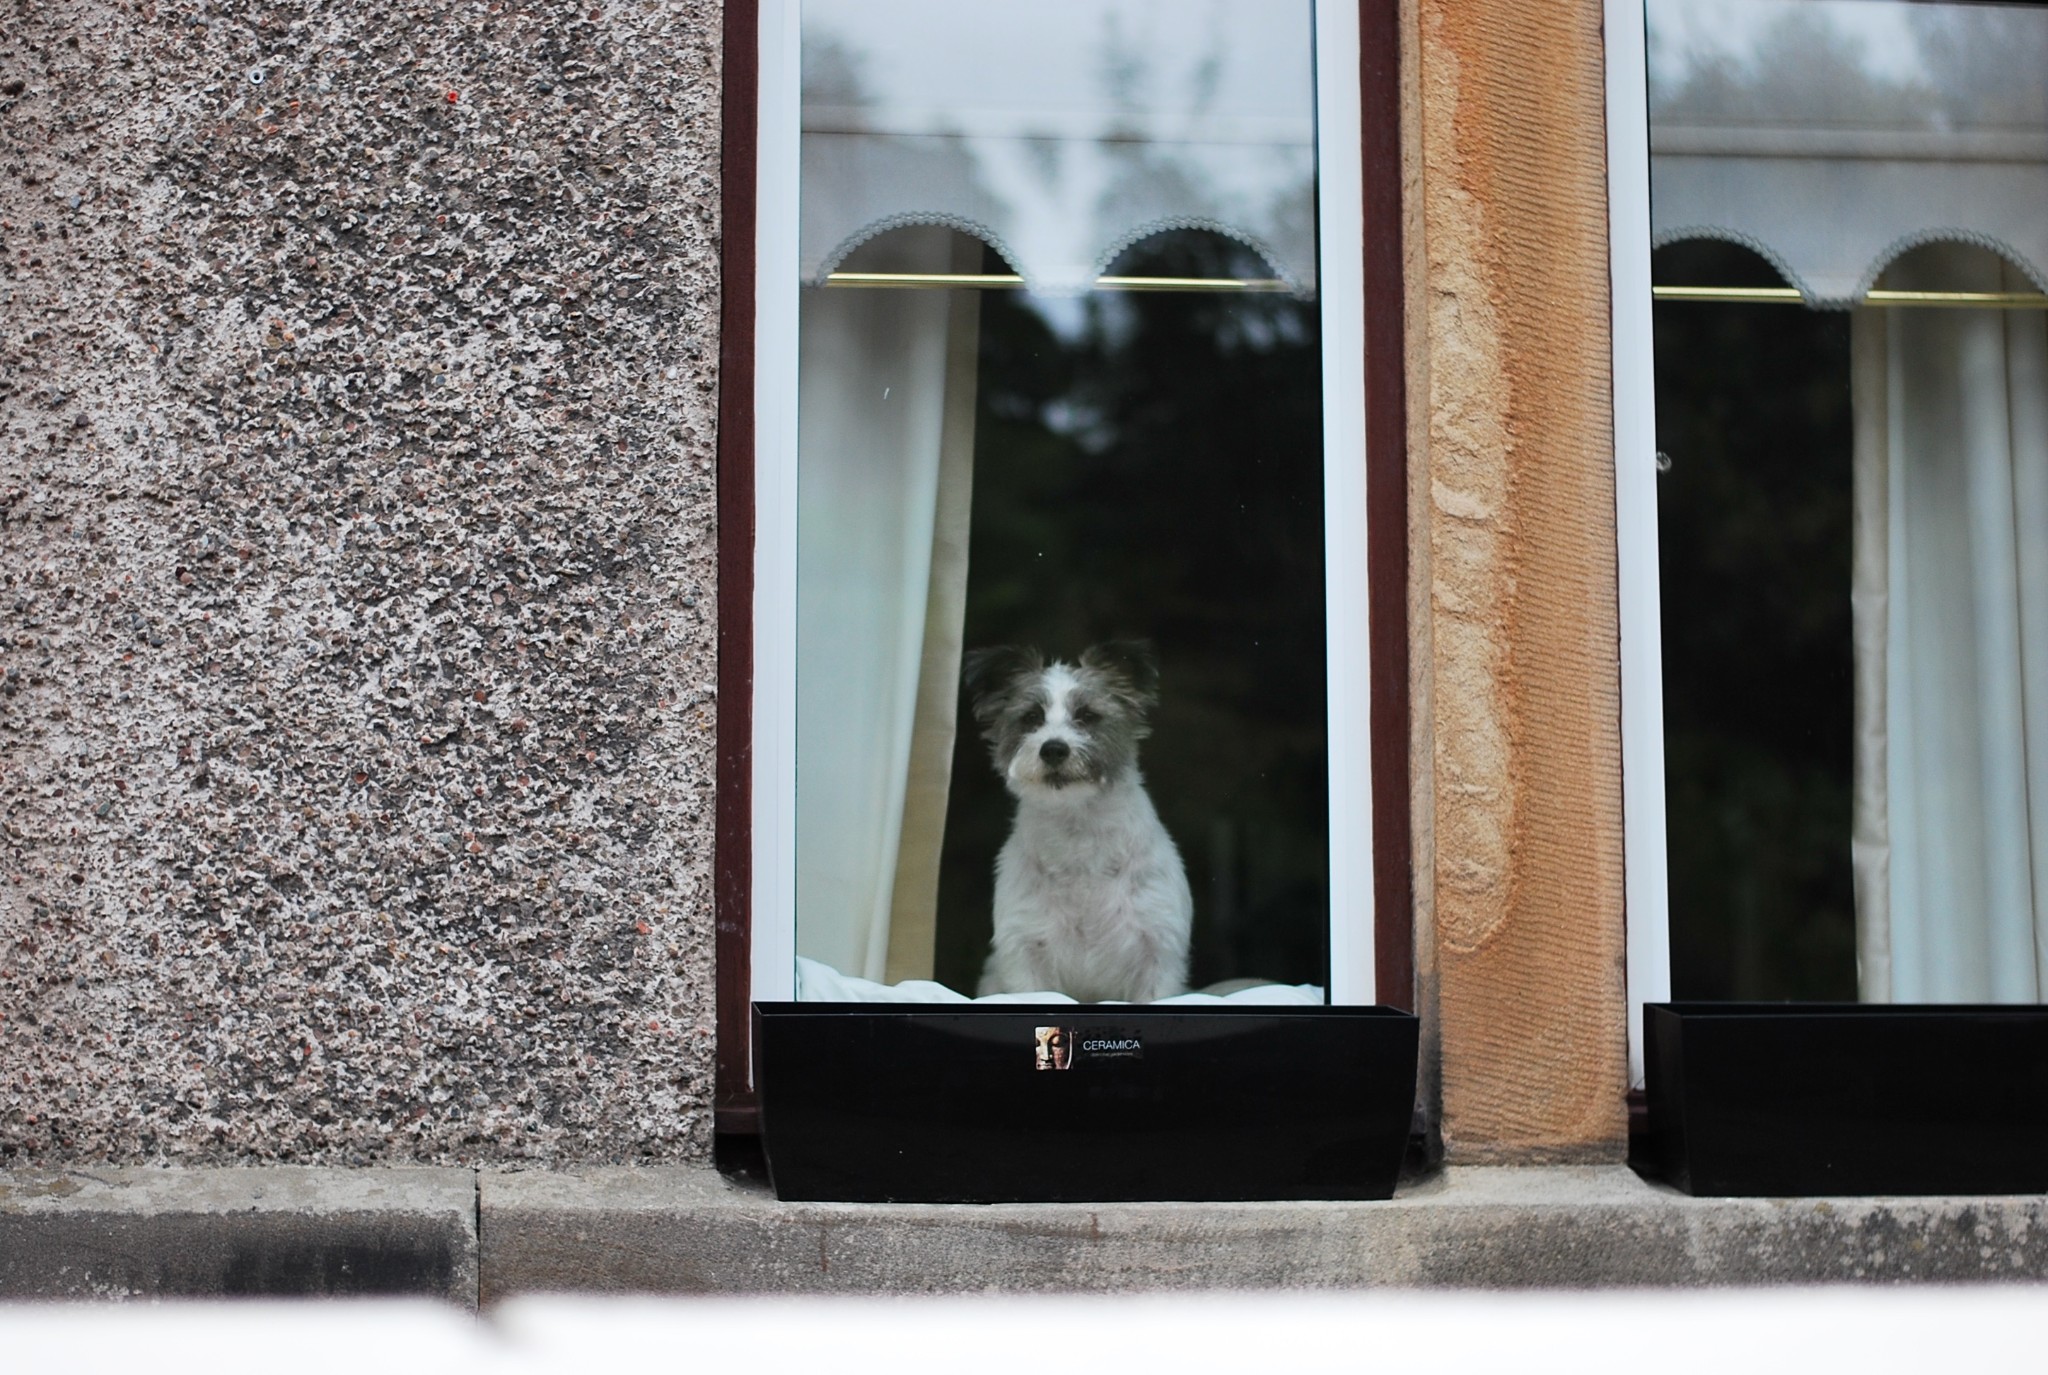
<box><xmin>1604</xmin><ymin>0</ymin><xmax>1673</xmax><ymax>1087</ymax></box>
<box><xmin>747</xmin><ymin>0</ymin><xmax>1379</xmax><ymax>1007</ymax></box>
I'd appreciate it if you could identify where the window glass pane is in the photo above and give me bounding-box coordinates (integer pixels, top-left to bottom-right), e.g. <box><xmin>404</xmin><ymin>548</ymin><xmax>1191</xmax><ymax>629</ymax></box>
<box><xmin>793</xmin><ymin>0</ymin><xmax>1330</xmax><ymax>1006</ymax></box>
<box><xmin>1645</xmin><ymin>0</ymin><xmax>2048</xmax><ymax>1001</ymax></box>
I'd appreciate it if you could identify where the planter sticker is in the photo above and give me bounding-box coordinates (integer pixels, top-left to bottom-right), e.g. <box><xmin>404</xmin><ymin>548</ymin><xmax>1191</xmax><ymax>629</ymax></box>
<box><xmin>1035</xmin><ymin>1024</ymin><xmax>1144</xmax><ymax>1068</ymax></box>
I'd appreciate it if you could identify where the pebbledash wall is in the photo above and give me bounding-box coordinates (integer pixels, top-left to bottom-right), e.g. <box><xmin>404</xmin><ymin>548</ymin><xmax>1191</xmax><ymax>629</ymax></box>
<box><xmin>2</xmin><ymin>0</ymin><xmax>725</xmax><ymax>1165</ymax></box>
<box><xmin>1</xmin><ymin>0</ymin><xmax>1627</xmax><ymax>1168</ymax></box>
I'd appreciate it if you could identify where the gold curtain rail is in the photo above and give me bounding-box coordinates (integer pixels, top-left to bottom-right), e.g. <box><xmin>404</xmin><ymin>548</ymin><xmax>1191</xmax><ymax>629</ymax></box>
<box><xmin>1655</xmin><ymin>285</ymin><xmax>2048</xmax><ymax>309</ymax></box>
<box><xmin>823</xmin><ymin>271</ymin><xmax>1294</xmax><ymax>293</ymax></box>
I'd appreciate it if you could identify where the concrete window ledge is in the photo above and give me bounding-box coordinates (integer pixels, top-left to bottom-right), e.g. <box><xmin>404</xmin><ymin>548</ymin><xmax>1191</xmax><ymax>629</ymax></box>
<box><xmin>477</xmin><ymin>1166</ymin><xmax>2048</xmax><ymax>1299</ymax></box>
<box><xmin>7</xmin><ymin>1165</ymin><xmax>2047</xmax><ymax>1304</ymax></box>
<box><xmin>0</xmin><ymin>1168</ymin><xmax>477</xmax><ymax>1304</ymax></box>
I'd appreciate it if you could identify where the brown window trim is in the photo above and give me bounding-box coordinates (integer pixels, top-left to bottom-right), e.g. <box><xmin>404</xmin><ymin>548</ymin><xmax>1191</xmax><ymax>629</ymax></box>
<box><xmin>713</xmin><ymin>0</ymin><xmax>760</xmax><ymax>1138</ymax></box>
<box><xmin>1358</xmin><ymin>0</ymin><xmax>1413</xmax><ymax>1022</ymax></box>
<box><xmin>713</xmin><ymin>0</ymin><xmax>1412</xmax><ymax>1138</ymax></box>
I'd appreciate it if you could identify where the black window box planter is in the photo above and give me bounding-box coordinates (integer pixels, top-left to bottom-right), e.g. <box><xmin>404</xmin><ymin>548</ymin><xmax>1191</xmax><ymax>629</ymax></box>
<box><xmin>1637</xmin><ymin>1002</ymin><xmax>2048</xmax><ymax>1197</ymax></box>
<box><xmin>753</xmin><ymin>1002</ymin><xmax>1420</xmax><ymax>1203</ymax></box>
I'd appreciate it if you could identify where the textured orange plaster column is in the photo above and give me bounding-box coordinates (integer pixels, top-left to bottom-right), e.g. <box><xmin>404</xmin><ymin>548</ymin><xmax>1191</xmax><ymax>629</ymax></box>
<box><xmin>1411</xmin><ymin>0</ymin><xmax>1629</xmax><ymax>1161</ymax></box>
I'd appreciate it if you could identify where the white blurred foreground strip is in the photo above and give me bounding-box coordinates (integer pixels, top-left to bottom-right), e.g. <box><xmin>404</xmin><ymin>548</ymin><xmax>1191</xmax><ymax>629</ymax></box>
<box><xmin>3</xmin><ymin>1288</ymin><xmax>2042</xmax><ymax>1374</ymax></box>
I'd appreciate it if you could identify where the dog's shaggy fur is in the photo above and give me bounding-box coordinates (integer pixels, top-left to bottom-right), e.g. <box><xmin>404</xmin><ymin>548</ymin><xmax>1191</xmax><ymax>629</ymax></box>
<box><xmin>964</xmin><ymin>640</ymin><xmax>1193</xmax><ymax>1002</ymax></box>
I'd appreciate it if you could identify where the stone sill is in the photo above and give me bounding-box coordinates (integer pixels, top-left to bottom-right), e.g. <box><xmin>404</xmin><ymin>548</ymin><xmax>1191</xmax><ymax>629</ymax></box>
<box><xmin>4</xmin><ymin>1165</ymin><xmax>2045</xmax><ymax>1306</ymax></box>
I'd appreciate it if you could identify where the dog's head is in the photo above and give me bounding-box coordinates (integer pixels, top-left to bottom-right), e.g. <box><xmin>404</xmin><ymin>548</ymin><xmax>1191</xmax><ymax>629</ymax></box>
<box><xmin>962</xmin><ymin>640</ymin><xmax>1159</xmax><ymax>798</ymax></box>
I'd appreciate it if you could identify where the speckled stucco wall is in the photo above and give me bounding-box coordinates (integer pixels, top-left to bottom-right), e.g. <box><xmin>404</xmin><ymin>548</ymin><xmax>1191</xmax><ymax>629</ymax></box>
<box><xmin>1409</xmin><ymin>0</ymin><xmax>1630</xmax><ymax>1161</ymax></box>
<box><xmin>1</xmin><ymin>0</ymin><xmax>723</xmax><ymax>1163</ymax></box>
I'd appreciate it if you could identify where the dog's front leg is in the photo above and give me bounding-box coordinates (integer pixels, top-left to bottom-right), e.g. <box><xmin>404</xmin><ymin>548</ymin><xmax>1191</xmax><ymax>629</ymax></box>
<box><xmin>1129</xmin><ymin>947</ymin><xmax>1191</xmax><ymax>1003</ymax></box>
<box><xmin>976</xmin><ymin>936</ymin><xmax>1052</xmax><ymax>997</ymax></box>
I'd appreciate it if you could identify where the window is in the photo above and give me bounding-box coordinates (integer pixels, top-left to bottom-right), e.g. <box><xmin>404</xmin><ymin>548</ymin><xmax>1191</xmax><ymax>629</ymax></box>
<box><xmin>716</xmin><ymin>0</ymin><xmax>1411</xmax><ymax>1127</ymax></box>
<box><xmin>1609</xmin><ymin>0</ymin><xmax>2048</xmax><ymax>1076</ymax></box>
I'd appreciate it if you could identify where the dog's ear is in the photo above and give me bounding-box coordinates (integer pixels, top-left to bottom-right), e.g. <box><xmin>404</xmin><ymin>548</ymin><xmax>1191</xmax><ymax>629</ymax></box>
<box><xmin>1081</xmin><ymin>639</ymin><xmax>1160</xmax><ymax>711</ymax></box>
<box><xmin>962</xmin><ymin>645</ymin><xmax>1042</xmax><ymax>724</ymax></box>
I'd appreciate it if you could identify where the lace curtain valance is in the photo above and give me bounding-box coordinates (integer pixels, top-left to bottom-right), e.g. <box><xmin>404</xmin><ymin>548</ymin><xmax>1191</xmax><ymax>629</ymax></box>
<box><xmin>800</xmin><ymin>0</ymin><xmax>1318</xmax><ymax>295</ymax></box>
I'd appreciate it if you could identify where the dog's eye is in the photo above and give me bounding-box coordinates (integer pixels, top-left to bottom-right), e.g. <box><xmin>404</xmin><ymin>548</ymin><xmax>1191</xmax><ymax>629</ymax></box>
<box><xmin>1019</xmin><ymin>706</ymin><xmax>1045</xmax><ymax>730</ymax></box>
<box><xmin>1072</xmin><ymin>706</ymin><xmax>1101</xmax><ymax>727</ymax></box>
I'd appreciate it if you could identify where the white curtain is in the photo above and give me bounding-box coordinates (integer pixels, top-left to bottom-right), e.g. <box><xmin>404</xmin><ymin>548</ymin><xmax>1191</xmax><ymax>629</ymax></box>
<box><xmin>795</xmin><ymin>228</ymin><xmax>979</xmax><ymax>983</ymax></box>
<box><xmin>884</xmin><ymin>245</ymin><xmax>980</xmax><ymax>985</ymax></box>
<box><xmin>1852</xmin><ymin>245</ymin><xmax>2048</xmax><ymax>1001</ymax></box>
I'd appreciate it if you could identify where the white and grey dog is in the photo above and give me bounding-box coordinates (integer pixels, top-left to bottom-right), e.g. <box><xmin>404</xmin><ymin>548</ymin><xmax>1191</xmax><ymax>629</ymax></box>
<box><xmin>964</xmin><ymin>640</ymin><xmax>1192</xmax><ymax>1003</ymax></box>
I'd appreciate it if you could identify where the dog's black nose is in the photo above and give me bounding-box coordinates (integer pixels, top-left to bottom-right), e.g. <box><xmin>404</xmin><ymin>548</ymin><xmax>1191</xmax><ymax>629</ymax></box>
<box><xmin>1039</xmin><ymin>739</ymin><xmax>1070</xmax><ymax>766</ymax></box>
